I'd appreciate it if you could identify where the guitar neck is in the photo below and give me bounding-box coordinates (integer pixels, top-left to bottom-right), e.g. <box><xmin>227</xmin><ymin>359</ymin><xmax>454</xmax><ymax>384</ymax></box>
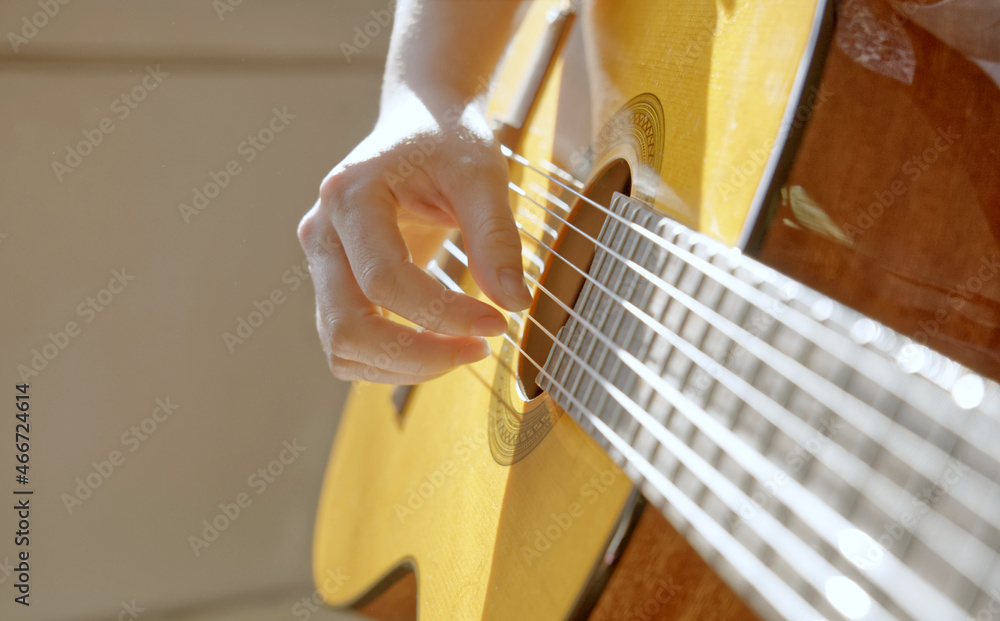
<box><xmin>536</xmin><ymin>189</ymin><xmax>1000</xmax><ymax>621</ymax></box>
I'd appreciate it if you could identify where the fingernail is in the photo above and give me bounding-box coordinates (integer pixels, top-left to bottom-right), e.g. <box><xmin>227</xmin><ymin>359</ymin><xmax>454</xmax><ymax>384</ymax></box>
<box><xmin>473</xmin><ymin>315</ymin><xmax>508</xmax><ymax>336</ymax></box>
<box><xmin>499</xmin><ymin>268</ymin><xmax>532</xmax><ymax>308</ymax></box>
<box><xmin>457</xmin><ymin>339</ymin><xmax>491</xmax><ymax>365</ymax></box>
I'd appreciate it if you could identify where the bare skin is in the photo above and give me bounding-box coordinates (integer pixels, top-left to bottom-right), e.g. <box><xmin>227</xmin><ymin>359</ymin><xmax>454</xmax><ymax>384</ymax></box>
<box><xmin>298</xmin><ymin>0</ymin><xmax>530</xmax><ymax>384</ymax></box>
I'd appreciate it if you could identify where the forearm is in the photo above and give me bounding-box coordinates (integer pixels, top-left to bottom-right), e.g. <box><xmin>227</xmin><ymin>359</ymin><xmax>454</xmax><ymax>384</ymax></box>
<box><xmin>380</xmin><ymin>0</ymin><xmax>529</xmax><ymax>120</ymax></box>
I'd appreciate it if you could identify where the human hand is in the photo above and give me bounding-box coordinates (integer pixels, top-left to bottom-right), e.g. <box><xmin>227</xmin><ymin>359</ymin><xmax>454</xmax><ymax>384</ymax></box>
<box><xmin>297</xmin><ymin>96</ymin><xmax>532</xmax><ymax>384</ymax></box>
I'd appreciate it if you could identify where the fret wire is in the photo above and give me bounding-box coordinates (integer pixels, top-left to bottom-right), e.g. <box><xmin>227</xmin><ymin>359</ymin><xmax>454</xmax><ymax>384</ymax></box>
<box><xmin>670</xmin><ymin>260</ymin><xmax>715</xmax><ymax>454</ymax></box>
<box><xmin>507</xmin><ymin>150</ymin><xmax>988</xmax><ymax>440</ymax></box>
<box><xmin>640</xmin><ymin>256</ymin><xmax>698</xmax><ymax>474</ymax></box>
<box><xmin>588</xmin><ymin>205</ymin><xmax>638</xmax><ymax>430</ymax></box>
<box><xmin>575</xmin><ymin>222</ymin><xmax>618</xmax><ymax>425</ymax></box>
<box><xmin>596</xmin><ymin>207</ymin><xmax>648</xmax><ymax>437</ymax></box>
<box><xmin>650</xmin><ymin>255</ymin><xmax>690</xmax><ymax>480</ymax></box>
<box><xmin>752</xmin><ymin>317</ymin><xmax>806</xmax><ymax>494</ymax></box>
<box><xmin>510</xmin><ymin>179</ymin><xmax>1000</xmax><ymax>534</ymax></box>
<box><xmin>499</xmin><ymin>225</ymin><xmax>988</xmax><ymax>614</ymax></box>
<box><xmin>773</xmin><ymin>332</ymin><xmax>816</xmax><ymax>410</ymax></box>
<box><xmin>837</xmin><ymin>387</ymin><xmax>907</xmax><ymax>538</ymax></box>
<box><xmin>714</xmin><ymin>295</ymin><xmax>755</xmax><ymax>431</ymax></box>
<box><xmin>615</xmin><ymin>222</ymin><xmax>664</xmax><ymax>452</ymax></box>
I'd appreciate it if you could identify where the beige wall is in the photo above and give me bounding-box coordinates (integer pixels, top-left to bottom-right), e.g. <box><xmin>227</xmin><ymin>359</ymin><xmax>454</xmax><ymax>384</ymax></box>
<box><xmin>0</xmin><ymin>2</ymin><xmax>390</xmax><ymax>619</ymax></box>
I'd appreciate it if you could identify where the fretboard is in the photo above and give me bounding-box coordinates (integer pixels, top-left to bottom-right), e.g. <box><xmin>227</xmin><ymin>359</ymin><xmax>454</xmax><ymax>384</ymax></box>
<box><xmin>539</xmin><ymin>191</ymin><xmax>1000</xmax><ymax>621</ymax></box>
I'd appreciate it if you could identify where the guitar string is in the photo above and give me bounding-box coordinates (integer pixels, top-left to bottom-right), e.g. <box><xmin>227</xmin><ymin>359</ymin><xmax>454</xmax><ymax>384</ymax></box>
<box><xmin>503</xmin><ymin>220</ymin><xmax>998</xmax><ymax>590</ymax></box>
<box><xmin>516</xmin><ymin>170</ymin><xmax>999</xmax><ymax>476</ymax></box>
<box><xmin>502</xmin><ymin>168</ymin><xmax>1000</xmax><ymax>540</ymax></box>
<box><xmin>516</xmin><ymin>152</ymin><xmax>1000</xmax><ymax>513</ymax></box>
<box><xmin>506</xmin><ymin>148</ymin><xmax>986</xmax><ymax>446</ymax></box>
<box><xmin>438</xmin><ymin>239</ymin><xmax>963</xmax><ymax>621</ymax></box>
<box><xmin>504</xmin><ymin>159</ymin><xmax>1000</xmax><ymax>584</ymax></box>
<box><xmin>504</xmin><ymin>147</ymin><xmax>990</xmax><ymax>442</ymax></box>
<box><xmin>513</xmin><ymin>148</ymin><xmax>999</xmax><ymax>506</ymax></box>
<box><xmin>505</xmin><ymin>169</ymin><xmax>1000</xmax><ymax>592</ymax></box>
<box><xmin>504</xmin><ymin>179</ymin><xmax>1000</xmax><ymax>595</ymax></box>
<box><xmin>505</xmin><ymin>174</ymin><xmax>1000</xmax><ymax>580</ymax></box>
<box><xmin>424</xmin><ymin>260</ymin><xmax>827</xmax><ymax>621</ymax></box>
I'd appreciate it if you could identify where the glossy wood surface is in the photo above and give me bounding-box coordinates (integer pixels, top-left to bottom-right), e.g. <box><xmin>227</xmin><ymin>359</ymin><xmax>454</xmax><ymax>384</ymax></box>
<box><xmin>759</xmin><ymin>0</ymin><xmax>1000</xmax><ymax>381</ymax></box>
<box><xmin>588</xmin><ymin>504</ymin><xmax>759</xmax><ymax>621</ymax></box>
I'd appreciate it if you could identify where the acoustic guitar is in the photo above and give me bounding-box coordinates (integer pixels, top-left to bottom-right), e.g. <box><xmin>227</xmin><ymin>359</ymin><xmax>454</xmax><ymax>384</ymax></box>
<box><xmin>312</xmin><ymin>1</ymin><xmax>1000</xmax><ymax>619</ymax></box>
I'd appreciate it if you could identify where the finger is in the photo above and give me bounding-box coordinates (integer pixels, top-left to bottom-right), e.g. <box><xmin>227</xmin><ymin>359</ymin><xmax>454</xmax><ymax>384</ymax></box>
<box><xmin>342</xmin><ymin>315</ymin><xmax>493</xmax><ymax>376</ymax></box>
<box><xmin>327</xmin><ymin>356</ymin><xmax>448</xmax><ymax>385</ymax></box>
<box><xmin>327</xmin><ymin>180</ymin><xmax>507</xmax><ymax>337</ymax></box>
<box><xmin>300</xmin><ymin>213</ymin><xmax>495</xmax><ymax>380</ymax></box>
<box><xmin>438</xmin><ymin>154</ymin><xmax>533</xmax><ymax>311</ymax></box>
<box><xmin>299</xmin><ymin>215</ymin><xmax>378</xmax><ymax>365</ymax></box>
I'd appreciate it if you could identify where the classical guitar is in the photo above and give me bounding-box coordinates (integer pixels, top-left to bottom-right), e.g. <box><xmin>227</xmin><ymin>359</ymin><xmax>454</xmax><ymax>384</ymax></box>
<box><xmin>313</xmin><ymin>1</ymin><xmax>1000</xmax><ymax>619</ymax></box>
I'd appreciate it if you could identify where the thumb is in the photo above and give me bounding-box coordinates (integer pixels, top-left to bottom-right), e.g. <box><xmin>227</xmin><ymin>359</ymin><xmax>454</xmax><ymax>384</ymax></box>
<box><xmin>442</xmin><ymin>158</ymin><xmax>533</xmax><ymax>311</ymax></box>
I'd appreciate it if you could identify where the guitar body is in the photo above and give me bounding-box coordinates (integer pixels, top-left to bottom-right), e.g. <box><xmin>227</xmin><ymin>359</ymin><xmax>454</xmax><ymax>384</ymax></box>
<box><xmin>313</xmin><ymin>1</ymin><xmax>1000</xmax><ymax>619</ymax></box>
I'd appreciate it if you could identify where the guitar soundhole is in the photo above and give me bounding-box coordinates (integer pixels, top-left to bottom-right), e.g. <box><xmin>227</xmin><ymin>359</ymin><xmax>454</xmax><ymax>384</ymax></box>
<box><xmin>517</xmin><ymin>159</ymin><xmax>632</xmax><ymax>400</ymax></box>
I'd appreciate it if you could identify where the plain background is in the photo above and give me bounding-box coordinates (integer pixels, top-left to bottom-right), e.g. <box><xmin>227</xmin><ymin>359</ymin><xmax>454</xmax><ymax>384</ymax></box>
<box><xmin>0</xmin><ymin>1</ymin><xmax>391</xmax><ymax>619</ymax></box>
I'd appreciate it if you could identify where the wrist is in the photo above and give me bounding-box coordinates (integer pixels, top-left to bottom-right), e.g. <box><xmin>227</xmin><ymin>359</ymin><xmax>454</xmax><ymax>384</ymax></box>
<box><xmin>377</xmin><ymin>85</ymin><xmax>493</xmax><ymax>141</ymax></box>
